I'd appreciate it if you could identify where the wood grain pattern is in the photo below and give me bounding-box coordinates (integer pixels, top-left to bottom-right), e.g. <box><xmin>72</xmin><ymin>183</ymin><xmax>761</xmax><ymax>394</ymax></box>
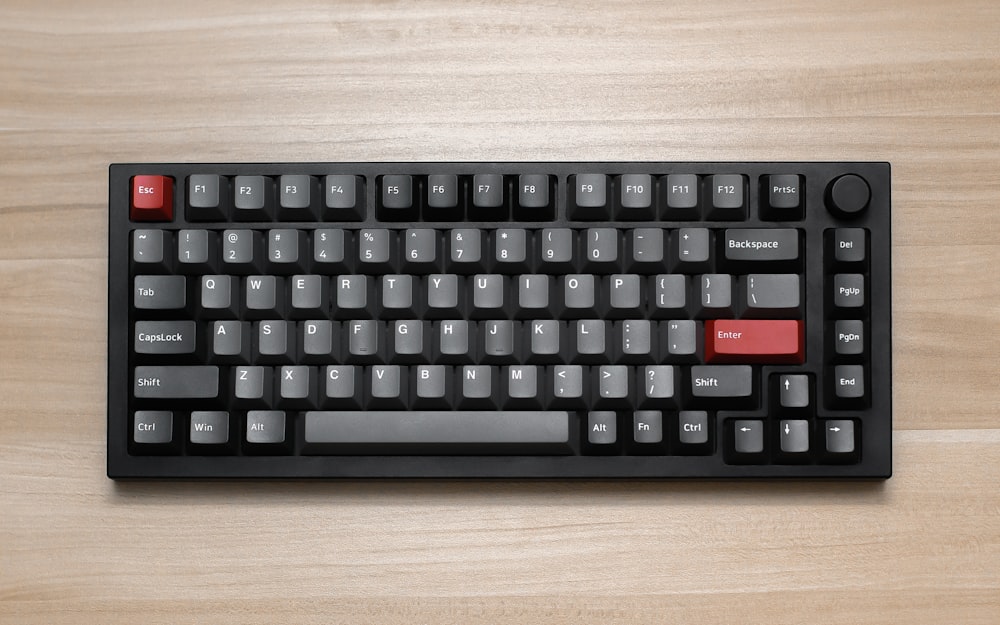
<box><xmin>1</xmin><ymin>1</ymin><xmax>998</xmax><ymax>623</ymax></box>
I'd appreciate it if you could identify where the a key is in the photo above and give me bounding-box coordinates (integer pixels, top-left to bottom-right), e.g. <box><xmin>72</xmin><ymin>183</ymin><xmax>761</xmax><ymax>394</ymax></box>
<box><xmin>134</xmin><ymin>275</ymin><xmax>186</xmax><ymax>310</ymax></box>
<box><xmin>211</xmin><ymin>320</ymin><xmax>249</xmax><ymax>363</ymax></box>
<box><xmin>133</xmin><ymin>366</ymin><xmax>219</xmax><ymax>399</ymax></box>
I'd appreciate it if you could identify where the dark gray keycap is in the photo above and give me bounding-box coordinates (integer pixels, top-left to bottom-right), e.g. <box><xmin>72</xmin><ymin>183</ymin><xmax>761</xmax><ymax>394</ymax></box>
<box><xmin>188</xmin><ymin>175</ymin><xmax>220</xmax><ymax>208</ymax></box>
<box><xmin>588</xmin><ymin>411</ymin><xmax>617</xmax><ymax>444</ymax></box>
<box><xmin>519</xmin><ymin>275</ymin><xmax>549</xmax><ymax>311</ymax></box>
<box><xmin>348</xmin><ymin>320</ymin><xmax>379</xmax><ymax>357</ymax></box>
<box><xmin>564</xmin><ymin>275</ymin><xmax>595</xmax><ymax>310</ymax></box>
<box><xmin>405</xmin><ymin>229</ymin><xmax>437</xmax><ymax>264</ymax></box>
<box><xmin>519</xmin><ymin>174</ymin><xmax>549</xmax><ymax>207</ymax></box>
<box><xmin>280</xmin><ymin>366</ymin><xmax>310</xmax><ymax>399</ymax></box>
<box><xmin>574</xmin><ymin>174</ymin><xmax>607</xmax><ymax>207</ymax></box>
<box><xmin>134</xmin><ymin>321</ymin><xmax>195</xmax><ymax>354</ymax></box>
<box><xmin>393</xmin><ymin>320</ymin><xmax>423</xmax><ymax>355</ymax></box>
<box><xmin>586</xmin><ymin>228</ymin><xmax>618</xmax><ymax>264</ymax></box>
<box><xmin>212</xmin><ymin>320</ymin><xmax>245</xmax><ymax>357</ymax></box>
<box><xmin>530</xmin><ymin>320</ymin><xmax>560</xmax><ymax>356</ymax></box>
<box><xmin>246</xmin><ymin>411</ymin><xmax>285</xmax><ymax>444</ymax></box>
<box><xmin>246</xmin><ymin>275</ymin><xmax>278</xmax><ymax>312</ymax></box>
<box><xmin>495</xmin><ymin>229</ymin><xmax>527</xmax><ymax>264</ymax></box>
<box><xmin>700</xmin><ymin>274</ymin><xmax>732</xmax><ymax>310</ymax></box>
<box><xmin>234</xmin><ymin>176</ymin><xmax>265</xmax><ymax>210</ymax></box>
<box><xmin>291</xmin><ymin>275</ymin><xmax>323</xmax><ymax>311</ymax></box>
<box><xmin>483</xmin><ymin>320</ymin><xmax>514</xmax><ymax>357</ymax></box>
<box><xmin>780</xmin><ymin>419</ymin><xmax>809</xmax><ymax>453</ymax></box>
<box><xmin>133</xmin><ymin>230</ymin><xmax>166</xmax><ymax>264</ymax></box>
<box><xmin>279</xmin><ymin>175</ymin><xmax>311</xmax><ymax>209</ymax></box>
<box><xmin>835</xmin><ymin>320</ymin><xmax>864</xmax><ymax>356</ymax></box>
<box><xmin>598</xmin><ymin>365</ymin><xmax>629</xmax><ymax>400</ymax></box>
<box><xmin>826</xmin><ymin>420</ymin><xmax>855</xmax><ymax>453</ymax></box>
<box><xmin>439</xmin><ymin>320</ymin><xmax>470</xmax><ymax>356</ymax></box>
<box><xmin>325</xmin><ymin>175</ymin><xmax>357</xmax><ymax>209</ymax></box>
<box><xmin>552</xmin><ymin>365</ymin><xmax>583</xmax><ymax>399</ymax></box>
<box><xmin>734</xmin><ymin>419</ymin><xmax>763</xmax><ymax>453</ymax></box>
<box><xmin>190</xmin><ymin>411</ymin><xmax>229</xmax><ymax>445</ymax></box>
<box><xmin>690</xmin><ymin>365</ymin><xmax>753</xmax><ymax>398</ymax></box>
<box><xmin>643</xmin><ymin>365</ymin><xmax>675</xmax><ymax>401</ymax></box>
<box><xmin>665</xmin><ymin>174</ymin><xmax>698</xmax><ymax>209</ymax></box>
<box><xmin>427</xmin><ymin>274</ymin><xmax>459</xmax><ymax>310</ymax></box>
<box><xmin>834</xmin><ymin>365</ymin><xmax>865</xmax><ymax>399</ymax></box>
<box><xmin>619</xmin><ymin>320</ymin><xmax>651</xmax><ymax>356</ymax></box>
<box><xmin>576</xmin><ymin>320</ymin><xmax>607</xmax><ymax>355</ymax></box>
<box><xmin>507</xmin><ymin>365</ymin><xmax>537</xmax><ymax>398</ymax></box>
<box><xmin>428</xmin><ymin>175</ymin><xmax>458</xmax><ymax>208</ymax></box>
<box><xmin>712</xmin><ymin>174</ymin><xmax>744</xmax><ymax>209</ymax></box>
<box><xmin>303</xmin><ymin>410</ymin><xmax>571</xmax><ymax>453</ymax></box>
<box><xmin>834</xmin><ymin>274</ymin><xmax>865</xmax><ymax>308</ymax></box>
<box><xmin>235</xmin><ymin>366</ymin><xmax>267</xmax><ymax>400</ymax></box>
<box><xmin>358</xmin><ymin>229</ymin><xmax>391</xmax><ymax>265</ymax></box>
<box><xmin>415</xmin><ymin>365</ymin><xmax>447</xmax><ymax>400</ymax></box>
<box><xmin>177</xmin><ymin>229</ymin><xmax>209</xmax><ymax>265</ymax></box>
<box><xmin>381</xmin><ymin>275</ymin><xmax>413</xmax><ymax>311</ymax></box>
<box><xmin>303</xmin><ymin>320</ymin><xmax>334</xmax><ymax>357</ymax></box>
<box><xmin>450</xmin><ymin>229</ymin><xmax>482</xmax><ymax>264</ymax></box>
<box><xmin>633</xmin><ymin>411</ymin><xmax>662</xmax><ymax>444</ymax></box>
<box><xmin>258</xmin><ymin>321</ymin><xmax>291</xmax><ymax>357</ymax></box>
<box><xmin>724</xmin><ymin>229</ymin><xmax>799</xmax><ymax>261</ymax></box>
<box><xmin>473</xmin><ymin>274</ymin><xmax>505</xmax><ymax>310</ymax></box>
<box><xmin>631</xmin><ymin>228</ymin><xmax>663</xmax><ymax>263</ymax></box>
<box><xmin>381</xmin><ymin>175</ymin><xmax>412</xmax><ymax>209</ymax></box>
<box><xmin>314</xmin><ymin>229</ymin><xmax>346</xmax><ymax>265</ymax></box>
<box><xmin>462</xmin><ymin>365</ymin><xmax>493</xmax><ymax>399</ymax></box>
<box><xmin>768</xmin><ymin>174</ymin><xmax>801</xmax><ymax>209</ymax></box>
<box><xmin>473</xmin><ymin>174</ymin><xmax>503</xmax><ymax>207</ymax></box>
<box><xmin>134</xmin><ymin>411</ymin><xmax>172</xmax><ymax>444</ymax></box>
<box><xmin>745</xmin><ymin>274</ymin><xmax>800</xmax><ymax>312</ymax></box>
<box><xmin>325</xmin><ymin>365</ymin><xmax>357</xmax><ymax>400</ymax></box>
<box><xmin>677</xmin><ymin>228</ymin><xmax>710</xmax><ymax>263</ymax></box>
<box><xmin>133</xmin><ymin>366</ymin><xmax>218</xmax><ymax>398</ymax></box>
<box><xmin>834</xmin><ymin>228</ymin><xmax>866</xmax><ymax>263</ymax></box>
<box><xmin>371</xmin><ymin>365</ymin><xmax>402</xmax><ymax>399</ymax></box>
<box><xmin>653</xmin><ymin>274</ymin><xmax>686</xmax><ymax>311</ymax></box>
<box><xmin>222</xmin><ymin>229</ymin><xmax>255</xmax><ymax>266</ymax></box>
<box><xmin>620</xmin><ymin>174</ymin><xmax>652</xmax><ymax>209</ymax></box>
<box><xmin>678</xmin><ymin>410</ymin><xmax>708</xmax><ymax>444</ymax></box>
<box><xmin>202</xmin><ymin>275</ymin><xmax>235</xmax><ymax>311</ymax></box>
<box><xmin>336</xmin><ymin>275</ymin><xmax>370</xmax><ymax>311</ymax></box>
<box><xmin>779</xmin><ymin>374</ymin><xmax>809</xmax><ymax>408</ymax></box>
<box><xmin>665</xmin><ymin>320</ymin><xmax>696</xmax><ymax>356</ymax></box>
<box><xmin>609</xmin><ymin>274</ymin><xmax>641</xmax><ymax>309</ymax></box>
<box><xmin>268</xmin><ymin>229</ymin><xmax>301</xmax><ymax>265</ymax></box>
<box><xmin>540</xmin><ymin>228</ymin><xmax>573</xmax><ymax>264</ymax></box>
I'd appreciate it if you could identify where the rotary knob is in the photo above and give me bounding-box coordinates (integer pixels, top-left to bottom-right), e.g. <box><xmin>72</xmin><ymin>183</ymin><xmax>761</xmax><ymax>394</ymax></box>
<box><xmin>826</xmin><ymin>174</ymin><xmax>870</xmax><ymax>216</ymax></box>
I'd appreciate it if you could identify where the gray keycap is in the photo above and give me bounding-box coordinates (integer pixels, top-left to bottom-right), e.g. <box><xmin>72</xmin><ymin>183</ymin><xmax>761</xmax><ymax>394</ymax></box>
<box><xmin>450</xmin><ymin>229</ymin><xmax>482</xmax><ymax>264</ymax></box>
<box><xmin>280</xmin><ymin>366</ymin><xmax>310</xmax><ymax>399</ymax></box>
<box><xmin>348</xmin><ymin>320</ymin><xmax>380</xmax><ymax>357</ymax></box>
<box><xmin>381</xmin><ymin>275</ymin><xmax>413</xmax><ymax>311</ymax></box>
<box><xmin>780</xmin><ymin>420</ymin><xmax>809</xmax><ymax>453</ymax></box>
<box><xmin>588</xmin><ymin>411</ymin><xmax>617</xmax><ymax>444</ymax></box>
<box><xmin>188</xmin><ymin>175</ymin><xmax>220</xmax><ymax>208</ymax></box>
<box><xmin>280</xmin><ymin>175</ymin><xmax>311</xmax><ymax>209</ymax></box>
<box><xmin>619</xmin><ymin>320</ymin><xmax>651</xmax><ymax>356</ymax></box>
<box><xmin>586</xmin><ymin>228</ymin><xmax>618</xmax><ymax>264</ymax></box>
<box><xmin>178</xmin><ymin>229</ymin><xmax>209</xmax><ymax>265</ymax></box>
<box><xmin>371</xmin><ymin>365</ymin><xmax>402</xmax><ymax>398</ymax></box>
<box><xmin>598</xmin><ymin>365</ymin><xmax>629</xmax><ymax>399</ymax></box>
<box><xmin>314</xmin><ymin>229</ymin><xmax>346</xmax><ymax>265</ymax></box>
<box><xmin>519</xmin><ymin>275</ymin><xmax>549</xmax><ymax>311</ymax></box>
<box><xmin>133</xmin><ymin>366</ymin><xmax>218</xmax><ymax>398</ymax></box>
<box><xmin>677</xmin><ymin>228</ymin><xmax>710</xmax><ymax>263</ymax></box>
<box><xmin>691</xmin><ymin>365</ymin><xmax>753</xmax><ymax>398</ymax></box>
<box><xmin>246</xmin><ymin>276</ymin><xmax>278</xmax><ymax>312</ymax></box>
<box><xmin>202</xmin><ymin>275</ymin><xmax>235</xmax><ymax>311</ymax></box>
<box><xmin>303</xmin><ymin>320</ymin><xmax>334</xmax><ymax>357</ymax></box>
<box><xmin>665</xmin><ymin>174</ymin><xmax>698</xmax><ymax>209</ymax></box>
<box><xmin>552</xmin><ymin>365</ymin><xmax>583</xmax><ymax>399</ymax></box>
<box><xmin>462</xmin><ymin>365</ymin><xmax>493</xmax><ymax>399</ymax></box>
<box><xmin>235</xmin><ymin>366</ymin><xmax>267</xmax><ymax>400</ymax></box>
<box><xmin>222</xmin><ymin>229</ymin><xmax>255</xmax><ymax>266</ymax></box>
<box><xmin>609</xmin><ymin>274</ymin><xmax>641</xmax><ymax>309</ymax></box>
<box><xmin>495</xmin><ymin>229</ymin><xmax>527</xmax><ymax>264</ymax></box>
<box><xmin>779</xmin><ymin>374</ymin><xmax>809</xmax><ymax>408</ymax></box>
<box><xmin>234</xmin><ymin>176</ymin><xmax>265</xmax><ymax>210</ymax></box>
<box><xmin>540</xmin><ymin>228</ymin><xmax>573</xmax><ymax>264</ymax></box>
<box><xmin>325</xmin><ymin>366</ymin><xmax>357</xmax><ymax>400</ymax></box>
<box><xmin>427</xmin><ymin>274</ymin><xmax>459</xmax><ymax>310</ymax></box>
<box><xmin>564</xmin><ymin>275</ymin><xmax>595</xmax><ymax>310</ymax></box>
<box><xmin>428</xmin><ymin>175</ymin><xmax>458</xmax><ymax>208</ymax></box>
<box><xmin>530</xmin><ymin>320</ymin><xmax>560</xmax><ymax>356</ymax></box>
<box><xmin>336</xmin><ymin>275</ymin><xmax>370</xmax><ymax>310</ymax></box>
<box><xmin>190</xmin><ymin>411</ymin><xmax>229</xmax><ymax>445</ymax></box>
<box><xmin>712</xmin><ymin>174</ymin><xmax>744</xmax><ymax>209</ymax></box>
<box><xmin>745</xmin><ymin>274</ymin><xmax>799</xmax><ymax>313</ymax></box>
<box><xmin>574</xmin><ymin>174</ymin><xmax>607</xmax><ymax>207</ymax></box>
<box><xmin>768</xmin><ymin>175</ymin><xmax>801</xmax><ymax>209</ymax></box>
<box><xmin>134</xmin><ymin>411</ymin><xmax>172</xmax><ymax>444</ymax></box>
<box><xmin>258</xmin><ymin>321</ymin><xmax>291</xmax><ymax>357</ymax></box>
<box><xmin>653</xmin><ymin>274</ymin><xmax>686</xmax><ymax>311</ymax></box>
<box><xmin>473</xmin><ymin>274</ymin><xmax>505</xmax><ymax>310</ymax></box>
<box><xmin>826</xmin><ymin>420</ymin><xmax>855</xmax><ymax>454</ymax></box>
<box><xmin>620</xmin><ymin>174</ymin><xmax>652</xmax><ymax>209</ymax></box>
<box><xmin>576</xmin><ymin>320</ymin><xmax>607</xmax><ymax>355</ymax></box>
<box><xmin>678</xmin><ymin>410</ymin><xmax>708</xmax><ymax>444</ymax></box>
<box><xmin>415</xmin><ymin>365</ymin><xmax>447</xmax><ymax>399</ymax></box>
<box><xmin>633</xmin><ymin>411</ymin><xmax>662</xmax><ymax>444</ymax></box>
<box><xmin>644</xmin><ymin>365</ymin><xmax>675</xmax><ymax>400</ymax></box>
<box><xmin>268</xmin><ymin>229</ymin><xmax>300</xmax><ymax>264</ymax></box>
<box><xmin>359</xmin><ymin>229</ymin><xmax>391</xmax><ymax>265</ymax></box>
<box><xmin>734</xmin><ymin>419</ymin><xmax>763</xmax><ymax>453</ymax></box>
<box><xmin>700</xmin><ymin>274</ymin><xmax>732</xmax><ymax>310</ymax></box>
<box><xmin>665</xmin><ymin>320</ymin><xmax>696</xmax><ymax>356</ymax></box>
<box><xmin>133</xmin><ymin>229</ymin><xmax>166</xmax><ymax>264</ymax></box>
<box><xmin>519</xmin><ymin>174</ymin><xmax>549</xmax><ymax>207</ymax></box>
<box><xmin>725</xmin><ymin>229</ymin><xmax>799</xmax><ymax>261</ymax></box>
<box><xmin>394</xmin><ymin>320</ymin><xmax>423</xmax><ymax>355</ymax></box>
<box><xmin>134</xmin><ymin>321</ymin><xmax>195</xmax><ymax>354</ymax></box>
<box><xmin>291</xmin><ymin>275</ymin><xmax>323</xmax><ymax>311</ymax></box>
<box><xmin>325</xmin><ymin>175</ymin><xmax>357</xmax><ymax>209</ymax></box>
<box><xmin>834</xmin><ymin>228</ymin><xmax>866</xmax><ymax>263</ymax></box>
<box><xmin>834</xmin><ymin>365</ymin><xmax>865</xmax><ymax>399</ymax></box>
<box><xmin>303</xmin><ymin>411</ymin><xmax>571</xmax><ymax>453</ymax></box>
<box><xmin>439</xmin><ymin>320</ymin><xmax>469</xmax><ymax>356</ymax></box>
<box><xmin>473</xmin><ymin>174</ymin><xmax>503</xmax><ymax>208</ymax></box>
<box><xmin>631</xmin><ymin>228</ymin><xmax>663</xmax><ymax>264</ymax></box>
<box><xmin>246</xmin><ymin>411</ymin><xmax>285</xmax><ymax>444</ymax></box>
<box><xmin>405</xmin><ymin>229</ymin><xmax>437</xmax><ymax>264</ymax></box>
<box><xmin>507</xmin><ymin>365</ymin><xmax>537</xmax><ymax>398</ymax></box>
<box><xmin>212</xmin><ymin>320</ymin><xmax>245</xmax><ymax>357</ymax></box>
<box><xmin>834</xmin><ymin>320</ymin><xmax>864</xmax><ymax>356</ymax></box>
<box><xmin>483</xmin><ymin>320</ymin><xmax>514</xmax><ymax>357</ymax></box>
<box><xmin>834</xmin><ymin>274</ymin><xmax>865</xmax><ymax>308</ymax></box>
<box><xmin>382</xmin><ymin>175</ymin><xmax>412</xmax><ymax>209</ymax></box>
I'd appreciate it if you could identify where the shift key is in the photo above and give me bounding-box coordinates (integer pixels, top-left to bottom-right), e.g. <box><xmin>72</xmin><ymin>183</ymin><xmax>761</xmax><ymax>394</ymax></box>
<box><xmin>134</xmin><ymin>366</ymin><xmax>219</xmax><ymax>398</ymax></box>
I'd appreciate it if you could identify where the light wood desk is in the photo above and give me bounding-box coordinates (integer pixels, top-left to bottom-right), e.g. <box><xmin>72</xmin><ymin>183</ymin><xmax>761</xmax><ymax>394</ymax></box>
<box><xmin>2</xmin><ymin>1</ymin><xmax>998</xmax><ymax>623</ymax></box>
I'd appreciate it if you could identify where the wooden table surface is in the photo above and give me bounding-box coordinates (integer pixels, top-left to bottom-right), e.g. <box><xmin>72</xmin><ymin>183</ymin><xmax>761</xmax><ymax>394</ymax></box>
<box><xmin>2</xmin><ymin>1</ymin><xmax>998</xmax><ymax>623</ymax></box>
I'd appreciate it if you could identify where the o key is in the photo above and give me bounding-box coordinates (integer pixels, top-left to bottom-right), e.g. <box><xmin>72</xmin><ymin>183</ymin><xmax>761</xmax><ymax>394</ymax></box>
<box><xmin>131</xmin><ymin>175</ymin><xmax>173</xmax><ymax>221</ymax></box>
<box><xmin>705</xmin><ymin>319</ymin><xmax>804</xmax><ymax>364</ymax></box>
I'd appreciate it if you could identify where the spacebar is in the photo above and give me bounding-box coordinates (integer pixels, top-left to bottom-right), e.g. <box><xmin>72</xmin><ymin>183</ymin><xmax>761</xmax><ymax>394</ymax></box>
<box><xmin>303</xmin><ymin>411</ymin><xmax>572</xmax><ymax>455</ymax></box>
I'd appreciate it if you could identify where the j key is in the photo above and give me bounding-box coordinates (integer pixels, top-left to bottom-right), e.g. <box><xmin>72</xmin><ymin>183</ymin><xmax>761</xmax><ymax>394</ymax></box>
<box><xmin>133</xmin><ymin>365</ymin><xmax>219</xmax><ymax>399</ymax></box>
<box><xmin>177</xmin><ymin>229</ymin><xmax>214</xmax><ymax>273</ymax></box>
<box><xmin>324</xmin><ymin>175</ymin><xmax>363</xmax><ymax>221</ymax></box>
<box><xmin>134</xmin><ymin>275</ymin><xmax>186</xmax><ymax>310</ymax></box>
<box><xmin>222</xmin><ymin>229</ymin><xmax>261</xmax><ymax>274</ymax></box>
<box><xmin>482</xmin><ymin>320</ymin><xmax>516</xmax><ymax>361</ymax></box>
<box><xmin>691</xmin><ymin>365</ymin><xmax>754</xmax><ymax>406</ymax></box>
<box><xmin>743</xmin><ymin>274</ymin><xmax>801</xmax><ymax>317</ymax></box>
<box><xmin>201</xmin><ymin>275</ymin><xmax>238</xmax><ymax>317</ymax></box>
<box><xmin>404</xmin><ymin>229</ymin><xmax>440</xmax><ymax>271</ymax></box>
<box><xmin>132</xmin><ymin>230</ymin><xmax>169</xmax><ymax>269</ymax></box>
<box><xmin>233</xmin><ymin>175</ymin><xmax>269</xmax><ymax>219</ymax></box>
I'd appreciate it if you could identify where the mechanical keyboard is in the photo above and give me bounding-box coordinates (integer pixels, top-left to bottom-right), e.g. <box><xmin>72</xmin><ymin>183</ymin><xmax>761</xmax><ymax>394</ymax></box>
<box><xmin>108</xmin><ymin>162</ymin><xmax>891</xmax><ymax>479</ymax></box>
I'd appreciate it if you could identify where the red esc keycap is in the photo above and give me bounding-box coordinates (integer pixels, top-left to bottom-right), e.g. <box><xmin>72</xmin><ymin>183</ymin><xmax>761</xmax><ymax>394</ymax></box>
<box><xmin>131</xmin><ymin>175</ymin><xmax>174</xmax><ymax>221</ymax></box>
<box><xmin>705</xmin><ymin>319</ymin><xmax>804</xmax><ymax>364</ymax></box>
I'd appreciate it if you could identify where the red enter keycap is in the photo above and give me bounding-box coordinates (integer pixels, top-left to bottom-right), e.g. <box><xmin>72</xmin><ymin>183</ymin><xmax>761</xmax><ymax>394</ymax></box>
<box><xmin>131</xmin><ymin>175</ymin><xmax>173</xmax><ymax>221</ymax></box>
<box><xmin>705</xmin><ymin>319</ymin><xmax>804</xmax><ymax>364</ymax></box>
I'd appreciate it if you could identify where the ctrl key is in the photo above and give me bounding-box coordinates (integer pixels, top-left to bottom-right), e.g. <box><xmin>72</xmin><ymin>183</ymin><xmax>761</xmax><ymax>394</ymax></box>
<box><xmin>132</xmin><ymin>410</ymin><xmax>173</xmax><ymax>450</ymax></box>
